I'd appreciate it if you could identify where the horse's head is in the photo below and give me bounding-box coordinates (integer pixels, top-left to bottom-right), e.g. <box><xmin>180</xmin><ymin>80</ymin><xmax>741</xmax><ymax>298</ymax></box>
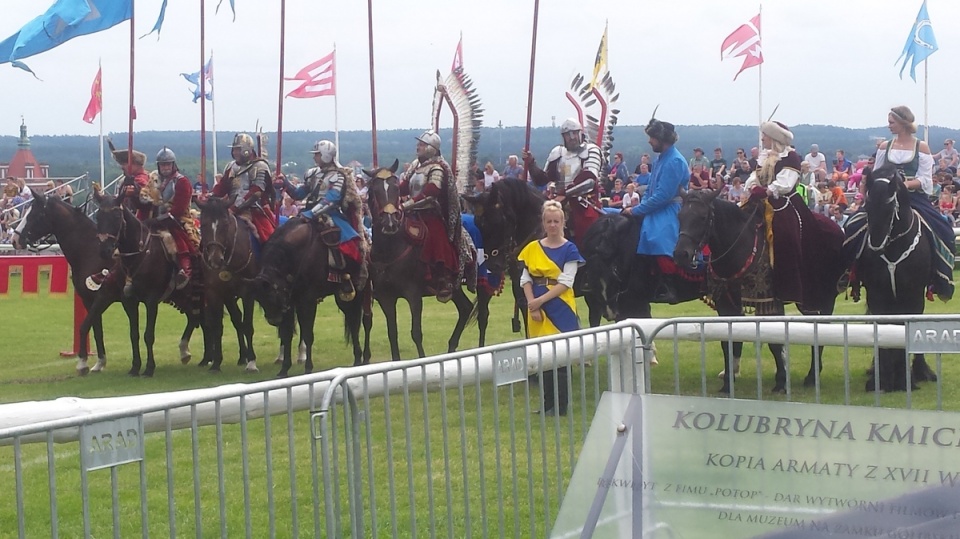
<box><xmin>198</xmin><ymin>195</ymin><xmax>235</xmax><ymax>270</ymax></box>
<box><xmin>674</xmin><ymin>188</ymin><xmax>720</xmax><ymax>269</ymax></box>
<box><xmin>253</xmin><ymin>271</ymin><xmax>294</xmax><ymax>326</ymax></box>
<box><xmin>14</xmin><ymin>189</ymin><xmax>48</xmax><ymax>248</ymax></box>
<box><xmin>465</xmin><ymin>186</ymin><xmax>514</xmax><ymax>273</ymax></box>
<box><xmin>363</xmin><ymin>160</ymin><xmax>402</xmax><ymax>235</ymax></box>
<box><xmin>864</xmin><ymin>165</ymin><xmax>905</xmax><ymax>252</ymax></box>
<box><xmin>93</xmin><ymin>188</ymin><xmax>124</xmax><ymax>260</ymax></box>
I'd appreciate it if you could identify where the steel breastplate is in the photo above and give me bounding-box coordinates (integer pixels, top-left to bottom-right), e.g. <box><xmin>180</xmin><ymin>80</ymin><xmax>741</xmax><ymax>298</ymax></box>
<box><xmin>409</xmin><ymin>171</ymin><xmax>427</xmax><ymax>198</ymax></box>
<box><xmin>160</xmin><ymin>177</ymin><xmax>177</xmax><ymax>210</ymax></box>
<box><xmin>557</xmin><ymin>151</ymin><xmax>583</xmax><ymax>188</ymax></box>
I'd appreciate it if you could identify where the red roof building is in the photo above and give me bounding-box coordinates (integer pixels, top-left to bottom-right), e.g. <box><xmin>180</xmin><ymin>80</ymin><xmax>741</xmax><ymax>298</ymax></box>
<box><xmin>0</xmin><ymin>119</ymin><xmax>50</xmax><ymax>181</ymax></box>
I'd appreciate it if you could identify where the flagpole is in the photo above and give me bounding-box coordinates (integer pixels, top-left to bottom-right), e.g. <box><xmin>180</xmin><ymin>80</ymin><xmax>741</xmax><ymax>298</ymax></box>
<box><xmin>126</xmin><ymin>0</ymin><xmax>136</xmax><ymax>176</ymax></box>
<box><xmin>923</xmin><ymin>60</ymin><xmax>929</xmax><ymax>143</ymax></box>
<box><xmin>199</xmin><ymin>0</ymin><xmax>208</xmax><ymax>192</ymax></box>
<box><xmin>366</xmin><ymin>0</ymin><xmax>379</xmax><ymax>167</ymax></box>
<box><xmin>334</xmin><ymin>43</ymin><xmax>340</xmax><ymax>151</ymax></box>
<box><xmin>211</xmin><ymin>50</ymin><xmax>218</xmax><ymax>178</ymax></box>
<box><xmin>522</xmin><ymin>0</ymin><xmax>541</xmax><ymax>180</ymax></box>
<box><xmin>276</xmin><ymin>0</ymin><xmax>287</xmax><ymax>175</ymax></box>
<box><xmin>98</xmin><ymin>59</ymin><xmax>105</xmax><ymax>187</ymax></box>
<box><xmin>757</xmin><ymin>3</ymin><xmax>762</xmax><ymax>148</ymax></box>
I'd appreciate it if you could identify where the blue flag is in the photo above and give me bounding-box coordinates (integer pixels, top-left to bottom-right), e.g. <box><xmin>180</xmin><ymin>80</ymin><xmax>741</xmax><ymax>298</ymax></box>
<box><xmin>216</xmin><ymin>0</ymin><xmax>237</xmax><ymax>21</ymax></box>
<box><xmin>897</xmin><ymin>0</ymin><xmax>938</xmax><ymax>81</ymax></box>
<box><xmin>181</xmin><ymin>57</ymin><xmax>214</xmax><ymax>103</ymax></box>
<box><xmin>0</xmin><ymin>0</ymin><xmax>132</xmax><ymax>75</ymax></box>
<box><xmin>141</xmin><ymin>0</ymin><xmax>169</xmax><ymax>40</ymax></box>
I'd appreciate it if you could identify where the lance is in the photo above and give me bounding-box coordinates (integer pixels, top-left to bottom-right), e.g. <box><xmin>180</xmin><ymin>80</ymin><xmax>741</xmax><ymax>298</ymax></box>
<box><xmin>275</xmin><ymin>0</ymin><xmax>287</xmax><ymax>180</ymax></box>
<box><xmin>521</xmin><ymin>0</ymin><xmax>540</xmax><ymax>180</ymax></box>
<box><xmin>199</xmin><ymin>0</ymin><xmax>208</xmax><ymax>193</ymax></box>
<box><xmin>367</xmin><ymin>0</ymin><xmax>379</xmax><ymax>167</ymax></box>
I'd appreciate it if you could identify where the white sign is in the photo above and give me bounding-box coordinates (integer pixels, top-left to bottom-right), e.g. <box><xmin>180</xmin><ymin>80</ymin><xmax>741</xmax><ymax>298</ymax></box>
<box><xmin>493</xmin><ymin>347</ymin><xmax>527</xmax><ymax>386</ymax></box>
<box><xmin>82</xmin><ymin>416</ymin><xmax>144</xmax><ymax>471</ymax></box>
<box><xmin>906</xmin><ymin>321</ymin><xmax>960</xmax><ymax>354</ymax></box>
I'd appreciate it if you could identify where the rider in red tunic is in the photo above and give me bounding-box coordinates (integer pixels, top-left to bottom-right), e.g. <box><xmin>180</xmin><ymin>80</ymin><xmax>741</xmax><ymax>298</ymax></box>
<box><xmin>149</xmin><ymin>147</ymin><xmax>199</xmax><ymax>289</ymax></box>
<box><xmin>398</xmin><ymin>130</ymin><xmax>462</xmax><ymax>302</ymax></box>
<box><xmin>213</xmin><ymin>133</ymin><xmax>276</xmax><ymax>244</ymax></box>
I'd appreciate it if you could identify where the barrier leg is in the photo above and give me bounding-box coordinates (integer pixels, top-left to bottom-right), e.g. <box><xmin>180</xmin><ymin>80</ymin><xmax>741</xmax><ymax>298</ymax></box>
<box><xmin>61</xmin><ymin>293</ymin><xmax>88</xmax><ymax>358</ymax></box>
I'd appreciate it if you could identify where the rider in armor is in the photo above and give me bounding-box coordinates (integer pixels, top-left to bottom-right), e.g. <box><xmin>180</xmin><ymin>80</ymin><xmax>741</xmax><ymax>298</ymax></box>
<box><xmin>212</xmin><ymin>133</ymin><xmax>277</xmax><ymax>244</ymax></box>
<box><xmin>149</xmin><ymin>147</ymin><xmax>199</xmax><ymax>290</ymax></box>
<box><xmin>523</xmin><ymin>118</ymin><xmax>604</xmax><ymax>244</ymax></box>
<box><xmin>278</xmin><ymin>140</ymin><xmax>365</xmax><ymax>301</ymax></box>
<box><xmin>399</xmin><ymin>130</ymin><xmax>462</xmax><ymax>303</ymax></box>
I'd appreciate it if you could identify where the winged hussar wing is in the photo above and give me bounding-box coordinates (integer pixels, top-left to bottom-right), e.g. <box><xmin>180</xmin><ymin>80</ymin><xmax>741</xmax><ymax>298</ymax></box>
<box><xmin>431</xmin><ymin>66</ymin><xmax>484</xmax><ymax>193</ymax></box>
<box><xmin>566</xmin><ymin>71</ymin><xmax>620</xmax><ymax>165</ymax></box>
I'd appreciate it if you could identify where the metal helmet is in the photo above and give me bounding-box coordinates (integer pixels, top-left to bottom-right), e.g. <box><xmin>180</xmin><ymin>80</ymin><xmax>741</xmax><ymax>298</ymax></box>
<box><xmin>156</xmin><ymin>147</ymin><xmax>177</xmax><ymax>164</ymax></box>
<box><xmin>560</xmin><ymin>118</ymin><xmax>583</xmax><ymax>134</ymax></box>
<box><xmin>416</xmin><ymin>130</ymin><xmax>441</xmax><ymax>152</ymax></box>
<box><xmin>310</xmin><ymin>140</ymin><xmax>338</xmax><ymax>164</ymax></box>
<box><xmin>229</xmin><ymin>133</ymin><xmax>256</xmax><ymax>158</ymax></box>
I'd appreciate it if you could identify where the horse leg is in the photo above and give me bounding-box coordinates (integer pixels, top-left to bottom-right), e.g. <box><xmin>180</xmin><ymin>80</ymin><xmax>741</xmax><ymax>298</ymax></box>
<box><xmin>205</xmin><ymin>295</ymin><xmax>226</xmax><ymax>372</ymax></box>
<box><xmin>296</xmin><ymin>301</ymin><xmax>317</xmax><ymax>374</ymax></box>
<box><xmin>221</xmin><ymin>296</ymin><xmax>243</xmax><ymax>367</ymax></box>
<box><xmin>804</xmin><ymin>345</ymin><xmax>826</xmax><ymax>388</ymax></box>
<box><xmin>338</xmin><ymin>296</ymin><xmax>365</xmax><ymax>367</ymax></box>
<box><xmin>713</xmin><ymin>299</ymin><xmax>743</xmax><ymax>390</ymax></box>
<box><xmin>477</xmin><ymin>291</ymin><xmax>491</xmax><ymax>348</ymax></box>
<box><xmin>241</xmin><ymin>295</ymin><xmax>259</xmax><ymax>372</ymax></box>
<box><xmin>83</xmin><ymin>295</ymin><xmax>112</xmax><ymax>374</ymax></box>
<box><xmin>446</xmin><ymin>288</ymin><xmax>472</xmax><ymax>353</ymax></box>
<box><xmin>361</xmin><ymin>288</ymin><xmax>373</xmax><ymax>364</ymax></box>
<box><xmin>408</xmin><ymin>294</ymin><xmax>426</xmax><ymax>358</ymax></box>
<box><xmin>276</xmin><ymin>310</ymin><xmax>296</xmax><ymax>378</ymax></box>
<box><xmin>912</xmin><ymin>353</ymin><xmax>937</xmax><ymax>383</ymax></box>
<box><xmin>378</xmin><ymin>296</ymin><xmax>403</xmax><ymax>361</ymax></box>
<box><xmin>142</xmin><ymin>302</ymin><xmax>159</xmax><ymax>377</ymax></box>
<box><xmin>122</xmin><ymin>298</ymin><xmax>142</xmax><ymax>376</ymax></box>
<box><xmin>768</xmin><ymin>343</ymin><xmax>787</xmax><ymax>394</ymax></box>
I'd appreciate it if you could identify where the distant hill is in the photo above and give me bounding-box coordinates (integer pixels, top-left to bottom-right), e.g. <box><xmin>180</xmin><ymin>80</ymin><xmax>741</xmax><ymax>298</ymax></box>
<box><xmin>3</xmin><ymin>124</ymin><xmax>959</xmax><ymax>182</ymax></box>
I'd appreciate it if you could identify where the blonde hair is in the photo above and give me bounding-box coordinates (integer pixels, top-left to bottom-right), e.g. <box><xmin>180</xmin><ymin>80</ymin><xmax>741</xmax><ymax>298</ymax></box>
<box><xmin>541</xmin><ymin>200</ymin><xmax>564</xmax><ymax>218</ymax></box>
<box><xmin>889</xmin><ymin>106</ymin><xmax>917</xmax><ymax>134</ymax></box>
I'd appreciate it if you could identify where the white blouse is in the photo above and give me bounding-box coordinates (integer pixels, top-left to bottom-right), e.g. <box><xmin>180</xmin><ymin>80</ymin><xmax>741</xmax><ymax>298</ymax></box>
<box><xmin>874</xmin><ymin>145</ymin><xmax>935</xmax><ymax>196</ymax></box>
<box><xmin>744</xmin><ymin>149</ymin><xmax>801</xmax><ymax>197</ymax></box>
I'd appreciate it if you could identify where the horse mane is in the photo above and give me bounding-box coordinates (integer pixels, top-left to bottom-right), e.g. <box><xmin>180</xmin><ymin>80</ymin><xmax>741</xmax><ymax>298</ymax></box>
<box><xmin>261</xmin><ymin>219</ymin><xmax>316</xmax><ymax>279</ymax></box>
<box><xmin>710</xmin><ymin>197</ymin><xmax>754</xmax><ymax>230</ymax></box>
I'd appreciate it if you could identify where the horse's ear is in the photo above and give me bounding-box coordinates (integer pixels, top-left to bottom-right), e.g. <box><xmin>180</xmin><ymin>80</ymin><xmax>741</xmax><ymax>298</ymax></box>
<box><xmin>92</xmin><ymin>183</ymin><xmax>104</xmax><ymax>203</ymax></box>
<box><xmin>389</xmin><ymin>159</ymin><xmax>399</xmax><ymax>174</ymax></box>
<box><xmin>227</xmin><ymin>193</ymin><xmax>238</xmax><ymax>206</ymax></box>
<box><xmin>703</xmin><ymin>188</ymin><xmax>722</xmax><ymax>203</ymax></box>
<box><xmin>195</xmin><ymin>197</ymin><xmax>208</xmax><ymax>212</ymax></box>
<box><xmin>31</xmin><ymin>190</ymin><xmax>45</xmax><ymax>207</ymax></box>
<box><xmin>362</xmin><ymin>168</ymin><xmax>374</xmax><ymax>178</ymax></box>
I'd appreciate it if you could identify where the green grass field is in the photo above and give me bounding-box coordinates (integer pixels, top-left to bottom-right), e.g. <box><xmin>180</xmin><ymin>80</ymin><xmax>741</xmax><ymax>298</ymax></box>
<box><xmin>2</xmin><ymin>274</ymin><xmax>959</xmax><ymax>537</ymax></box>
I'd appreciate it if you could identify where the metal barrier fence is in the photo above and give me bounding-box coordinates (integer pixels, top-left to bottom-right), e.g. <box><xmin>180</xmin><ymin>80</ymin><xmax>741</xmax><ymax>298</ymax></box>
<box><xmin>1</xmin><ymin>314</ymin><xmax>957</xmax><ymax>538</ymax></box>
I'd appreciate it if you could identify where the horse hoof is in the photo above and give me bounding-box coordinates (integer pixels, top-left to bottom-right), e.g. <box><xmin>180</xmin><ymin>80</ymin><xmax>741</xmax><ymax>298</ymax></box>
<box><xmin>143</xmin><ymin>371</ymin><xmax>155</xmax><ymax>378</ymax></box>
<box><xmin>276</xmin><ymin>371</ymin><xmax>289</xmax><ymax>379</ymax></box>
<box><xmin>77</xmin><ymin>366</ymin><xmax>90</xmax><ymax>376</ymax></box>
<box><xmin>245</xmin><ymin>362</ymin><xmax>259</xmax><ymax>374</ymax></box>
<box><xmin>128</xmin><ymin>371</ymin><xmax>140</xmax><ymax>377</ymax></box>
<box><xmin>237</xmin><ymin>357</ymin><xmax>246</xmax><ymax>366</ymax></box>
<box><xmin>180</xmin><ymin>354</ymin><xmax>192</xmax><ymax>365</ymax></box>
<box><xmin>717</xmin><ymin>385</ymin><xmax>731</xmax><ymax>395</ymax></box>
<box><xmin>803</xmin><ymin>376</ymin><xmax>817</xmax><ymax>388</ymax></box>
<box><xmin>771</xmin><ymin>386</ymin><xmax>786</xmax><ymax>395</ymax></box>
<box><xmin>198</xmin><ymin>359</ymin><xmax>211</xmax><ymax>367</ymax></box>
<box><xmin>90</xmin><ymin>363</ymin><xmax>105</xmax><ymax>373</ymax></box>
<box><xmin>297</xmin><ymin>358</ymin><xmax>306</xmax><ymax>365</ymax></box>
<box><xmin>208</xmin><ymin>366</ymin><xmax>221</xmax><ymax>373</ymax></box>
<box><xmin>274</xmin><ymin>357</ymin><xmax>283</xmax><ymax>365</ymax></box>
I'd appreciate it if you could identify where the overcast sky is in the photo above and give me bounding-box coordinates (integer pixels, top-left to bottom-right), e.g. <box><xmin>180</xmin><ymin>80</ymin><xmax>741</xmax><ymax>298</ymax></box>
<box><xmin>2</xmin><ymin>0</ymin><xmax>959</xmax><ymax>138</ymax></box>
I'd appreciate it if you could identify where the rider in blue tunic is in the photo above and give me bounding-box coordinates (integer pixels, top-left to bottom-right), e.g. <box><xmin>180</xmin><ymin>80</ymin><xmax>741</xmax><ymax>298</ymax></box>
<box><xmin>628</xmin><ymin>116</ymin><xmax>689</xmax><ymax>303</ymax></box>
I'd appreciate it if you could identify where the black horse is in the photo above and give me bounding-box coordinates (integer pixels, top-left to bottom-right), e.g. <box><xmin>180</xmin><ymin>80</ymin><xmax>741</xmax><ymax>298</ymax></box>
<box><xmin>363</xmin><ymin>161</ymin><xmax>477</xmax><ymax>360</ymax></box>
<box><xmin>92</xmin><ymin>189</ymin><xmax>206</xmax><ymax>377</ymax></box>
<box><xmin>197</xmin><ymin>196</ymin><xmax>260</xmax><ymax>372</ymax></box>
<box><xmin>15</xmin><ymin>192</ymin><xmax>198</xmax><ymax>375</ymax></box>
<box><xmin>463</xmin><ymin>178</ymin><xmax>603</xmax><ymax>331</ymax></box>
<box><xmin>252</xmin><ymin>217</ymin><xmax>372</xmax><ymax>377</ymax></box>
<box><xmin>672</xmin><ymin>188</ymin><xmax>844</xmax><ymax>393</ymax></box>
<box><xmin>855</xmin><ymin>165</ymin><xmax>938</xmax><ymax>391</ymax></box>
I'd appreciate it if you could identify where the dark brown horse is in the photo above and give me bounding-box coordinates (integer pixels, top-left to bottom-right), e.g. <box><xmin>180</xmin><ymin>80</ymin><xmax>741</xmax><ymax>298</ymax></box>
<box><xmin>197</xmin><ymin>195</ymin><xmax>260</xmax><ymax>372</ymax></box>
<box><xmin>92</xmin><ymin>189</ymin><xmax>206</xmax><ymax>377</ymax></box>
<box><xmin>672</xmin><ymin>188</ymin><xmax>844</xmax><ymax>393</ymax></box>
<box><xmin>363</xmin><ymin>161</ymin><xmax>476</xmax><ymax>360</ymax></box>
<box><xmin>15</xmin><ymin>191</ymin><xmax>196</xmax><ymax>375</ymax></box>
<box><xmin>252</xmin><ymin>217</ymin><xmax>372</xmax><ymax>377</ymax></box>
<box><xmin>463</xmin><ymin>178</ymin><xmax>603</xmax><ymax>332</ymax></box>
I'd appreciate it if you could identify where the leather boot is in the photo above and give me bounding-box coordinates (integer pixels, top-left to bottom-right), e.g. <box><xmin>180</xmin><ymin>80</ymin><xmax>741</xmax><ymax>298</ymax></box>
<box><xmin>436</xmin><ymin>266</ymin><xmax>456</xmax><ymax>304</ymax></box>
<box><xmin>175</xmin><ymin>254</ymin><xmax>192</xmax><ymax>290</ymax></box>
<box><xmin>651</xmin><ymin>273</ymin><xmax>679</xmax><ymax>304</ymax></box>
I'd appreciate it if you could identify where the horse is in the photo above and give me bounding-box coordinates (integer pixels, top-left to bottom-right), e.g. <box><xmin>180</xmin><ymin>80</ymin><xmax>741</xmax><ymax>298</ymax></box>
<box><xmin>363</xmin><ymin>161</ymin><xmax>477</xmax><ymax>360</ymax></box>
<box><xmin>251</xmin><ymin>217</ymin><xmax>372</xmax><ymax>377</ymax></box>
<box><xmin>15</xmin><ymin>192</ymin><xmax>195</xmax><ymax>375</ymax></box>
<box><xmin>854</xmin><ymin>165</ymin><xmax>939</xmax><ymax>391</ymax></box>
<box><xmin>92</xmin><ymin>189</ymin><xmax>206</xmax><ymax>377</ymax></box>
<box><xmin>197</xmin><ymin>195</ymin><xmax>260</xmax><ymax>373</ymax></box>
<box><xmin>672</xmin><ymin>188</ymin><xmax>844</xmax><ymax>393</ymax></box>
<box><xmin>463</xmin><ymin>178</ymin><xmax>603</xmax><ymax>332</ymax></box>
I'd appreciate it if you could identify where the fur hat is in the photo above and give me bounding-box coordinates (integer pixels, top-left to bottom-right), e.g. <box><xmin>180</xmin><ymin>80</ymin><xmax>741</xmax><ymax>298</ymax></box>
<box><xmin>112</xmin><ymin>149</ymin><xmax>147</xmax><ymax>167</ymax></box>
<box><xmin>644</xmin><ymin>118</ymin><xmax>678</xmax><ymax>145</ymax></box>
<box><xmin>761</xmin><ymin>121</ymin><xmax>793</xmax><ymax>146</ymax></box>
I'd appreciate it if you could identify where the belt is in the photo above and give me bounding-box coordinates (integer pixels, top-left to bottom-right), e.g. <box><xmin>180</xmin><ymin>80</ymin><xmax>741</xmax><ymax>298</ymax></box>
<box><xmin>532</xmin><ymin>277</ymin><xmax>558</xmax><ymax>286</ymax></box>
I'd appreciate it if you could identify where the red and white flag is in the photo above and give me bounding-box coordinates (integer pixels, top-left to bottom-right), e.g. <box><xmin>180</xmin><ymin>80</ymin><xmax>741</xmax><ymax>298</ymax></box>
<box><xmin>720</xmin><ymin>13</ymin><xmax>763</xmax><ymax>81</ymax></box>
<box><xmin>451</xmin><ymin>36</ymin><xmax>463</xmax><ymax>71</ymax></box>
<box><xmin>82</xmin><ymin>67</ymin><xmax>103</xmax><ymax>123</ymax></box>
<box><xmin>285</xmin><ymin>50</ymin><xmax>336</xmax><ymax>99</ymax></box>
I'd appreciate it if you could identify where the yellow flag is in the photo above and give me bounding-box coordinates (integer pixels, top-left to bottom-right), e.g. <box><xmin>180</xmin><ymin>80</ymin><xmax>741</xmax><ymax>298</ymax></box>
<box><xmin>589</xmin><ymin>22</ymin><xmax>608</xmax><ymax>89</ymax></box>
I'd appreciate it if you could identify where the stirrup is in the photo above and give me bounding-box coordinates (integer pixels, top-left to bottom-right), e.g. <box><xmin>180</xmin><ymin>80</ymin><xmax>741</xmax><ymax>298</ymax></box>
<box><xmin>436</xmin><ymin>283</ymin><xmax>454</xmax><ymax>303</ymax></box>
<box><xmin>337</xmin><ymin>274</ymin><xmax>356</xmax><ymax>302</ymax></box>
<box><xmin>837</xmin><ymin>270</ymin><xmax>851</xmax><ymax>294</ymax></box>
<box><xmin>175</xmin><ymin>270</ymin><xmax>190</xmax><ymax>290</ymax></box>
<box><xmin>85</xmin><ymin>269</ymin><xmax>109</xmax><ymax>291</ymax></box>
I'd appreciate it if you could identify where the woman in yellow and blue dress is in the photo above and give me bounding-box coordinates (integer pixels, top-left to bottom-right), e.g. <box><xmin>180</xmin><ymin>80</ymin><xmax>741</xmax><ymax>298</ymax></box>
<box><xmin>518</xmin><ymin>200</ymin><xmax>584</xmax><ymax>416</ymax></box>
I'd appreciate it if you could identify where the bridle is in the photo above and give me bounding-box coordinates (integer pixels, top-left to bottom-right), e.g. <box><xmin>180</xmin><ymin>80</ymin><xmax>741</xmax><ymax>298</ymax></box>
<box><xmin>866</xmin><ymin>175</ymin><xmax>907</xmax><ymax>252</ymax></box>
<box><xmin>865</xmin><ymin>171</ymin><xmax>921</xmax><ymax>298</ymax></box>
<box><xmin>678</xmin><ymin>194</ymin><xmax>759</xmax><ymax>270</ymax></box>
<box><xmin>202</xmin><ymin>210</ymin><xmax>252</xmax><ymax>274</ymax></box>
<box><xmin>97</xmin><ymin>205</ymin><xmax>146</xmax><ymax>257</ymax></box>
